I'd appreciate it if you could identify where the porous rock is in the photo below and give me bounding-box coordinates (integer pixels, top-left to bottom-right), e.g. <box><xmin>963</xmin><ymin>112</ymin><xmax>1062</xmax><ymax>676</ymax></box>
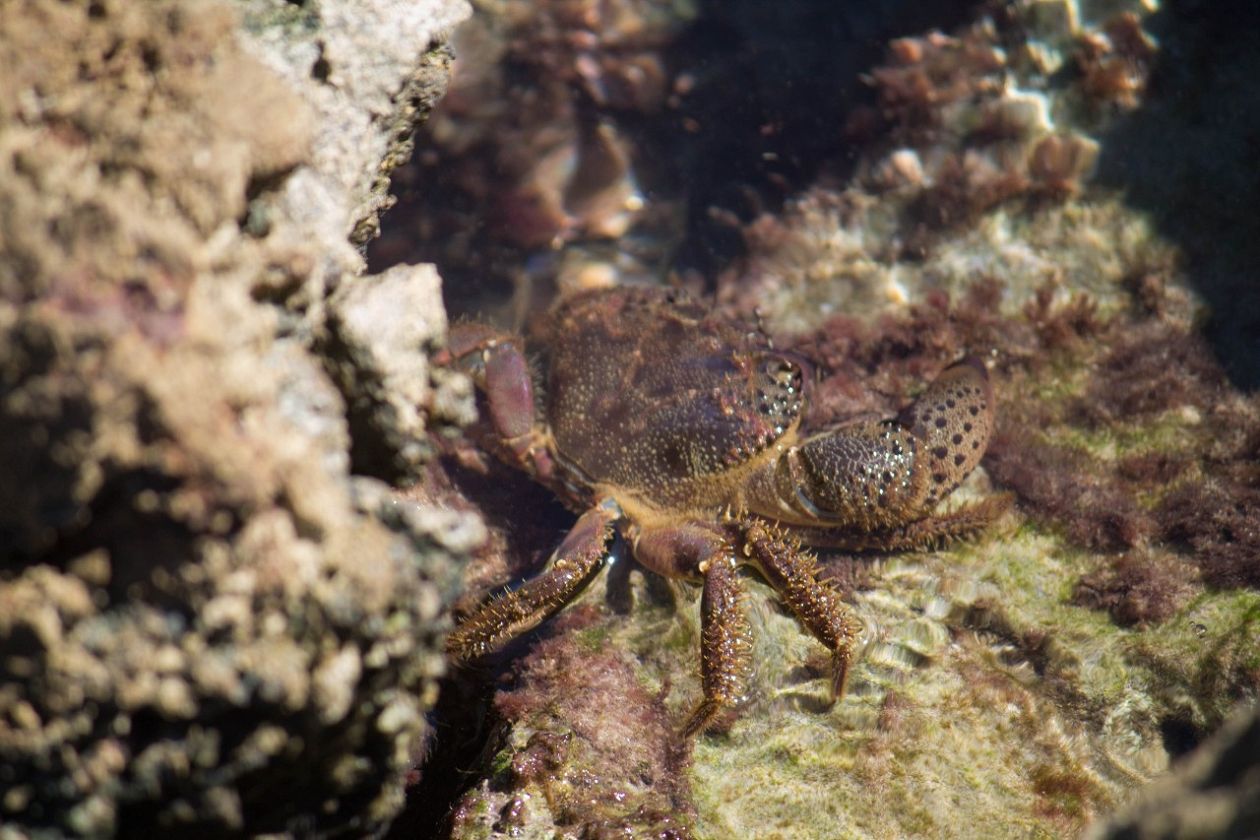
<box><xmin>0</xmin><ymin>0</ymin><xmax>476</xmax><ymax>836</ymax></box>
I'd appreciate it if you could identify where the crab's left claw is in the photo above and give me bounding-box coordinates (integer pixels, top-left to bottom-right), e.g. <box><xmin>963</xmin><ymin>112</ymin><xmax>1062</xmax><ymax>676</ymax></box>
<box><xmin>743</xmin><ymin>357</ymin><xmax>1003</xmax><ymax>551</ymax></box>
<box><xmin>895</xmin><ymin>356</ymin><xmax>995</xmax><ymax>507</ymax></box>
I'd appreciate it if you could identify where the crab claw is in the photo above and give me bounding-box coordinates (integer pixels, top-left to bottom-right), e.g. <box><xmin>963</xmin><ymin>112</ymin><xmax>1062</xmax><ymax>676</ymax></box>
<box><xmin>746</xmin><ymin>357</ymin><xmax>997</xmax><ymax>533</ymax></box>
<box><xmin>895</xmin><ymin>356</ymin><xmax>995</xmax><ymax>507</ymax></box>
<box><xmin>445</xmin><ymin>323</ymin><xmax>537</xmax><ymax>442</ymax></box>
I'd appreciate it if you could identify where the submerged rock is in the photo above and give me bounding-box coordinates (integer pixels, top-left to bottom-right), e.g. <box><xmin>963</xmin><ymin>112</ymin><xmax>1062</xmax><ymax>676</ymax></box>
<box><xmin>1087</xmin><ymin>701</ymin><xmax>1260</xmax><ymax>840</ymax></box>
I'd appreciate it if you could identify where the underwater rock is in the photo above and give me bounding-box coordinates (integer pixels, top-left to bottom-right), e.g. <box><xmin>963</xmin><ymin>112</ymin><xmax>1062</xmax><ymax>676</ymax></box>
<box><xmin>718</xmin><ymin>2</ymin><xmax>1164</xmax><ymax>331</ymax></box>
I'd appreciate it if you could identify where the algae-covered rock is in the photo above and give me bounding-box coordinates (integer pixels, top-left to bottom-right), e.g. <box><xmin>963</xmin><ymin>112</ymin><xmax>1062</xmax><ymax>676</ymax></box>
<box><xmin>0</xmin><ymin>0</ymin><xmax>476</xmax><ymax>835</ymax></box>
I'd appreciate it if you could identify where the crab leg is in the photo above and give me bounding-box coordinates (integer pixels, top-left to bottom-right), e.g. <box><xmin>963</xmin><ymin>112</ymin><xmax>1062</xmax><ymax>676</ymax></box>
<box><xmin>793</xmin><ymin>494</ymin><xmax>1013</xmax><ymax>552</ymax></box>
<box><xmin>447</xmin><ymin>500</ymin><xmax>620</xmax><ymax>663</ymax></box>
<box><xmin>743</xmin><ymin>521</ymin><xmax>863</xmax><ymax>702</ymax></box>
<box><xmin>634</xmin><ymin>525</ymin><xmax>753</xmax><ymax>737</ymax></box>
<box><xmin>685</xmin><ymin>553</ymin><xmax>754</xmax><ymax>737</ymax></box>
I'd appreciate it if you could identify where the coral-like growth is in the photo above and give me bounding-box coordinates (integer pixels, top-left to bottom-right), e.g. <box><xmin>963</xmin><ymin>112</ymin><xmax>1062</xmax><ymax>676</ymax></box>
<box><xmin>863</xmin><ymin>30</ymin><xmax>1006</xmax><ymax>136</ymax></box>
<box><xmin>720</xmin><ymin>7</ymin><xmax>1161</xmax><ymax>328</ymax></box>
<box><xmin>1074</xmin><ymin>12</ymin><xmax>1157</xmax><ymax>110</ymax></box>
<box><xmin>857</xmin><ymin>20</ymin><xmax>1103</xmax><ymax>233</ymax></box>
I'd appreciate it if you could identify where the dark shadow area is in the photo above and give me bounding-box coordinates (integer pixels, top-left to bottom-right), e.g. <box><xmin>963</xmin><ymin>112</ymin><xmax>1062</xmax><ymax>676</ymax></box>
<box><xmin>385</xmin><ymin>460</ymin><xmax>575</xmax><ymax>839</ymax></box>
<box><xmin>1093</xmin><ymin>0</ymin><xmax>1260</xmax><ymax>390</ymax></box>
<box><xmin>1160</xmin><ymin>714</ymin><xmax>1205</xmax><ymax>760</ymax></box>
<box><xmin>367</xmin><ymin>1</ymin><xmax>982</xmax><ymax>323</ymax></box>
<box><xmin>387</xmin><ymin>662</ymin><xmax>503</xmax><ymax>840</ymax></box>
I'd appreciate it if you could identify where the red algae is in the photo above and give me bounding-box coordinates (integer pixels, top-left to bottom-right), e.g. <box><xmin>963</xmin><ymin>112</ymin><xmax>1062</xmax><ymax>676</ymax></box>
<box><xmin>784</xmin><ymin>272</ymin><xmax>1260</xmax><ymax>626</ymax></box>
<box><xmin>1073</xmin><ymin>550</ymin><xmax>1200</xmax><ymax>627</ymax></box>
<box><xmin>458</xmin><ymin>608</ymin><xmax>694</xmax><ymax>837</ymax></box>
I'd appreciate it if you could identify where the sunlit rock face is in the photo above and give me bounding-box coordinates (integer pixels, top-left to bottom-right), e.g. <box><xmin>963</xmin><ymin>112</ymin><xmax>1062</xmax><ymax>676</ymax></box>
<box><xmin>0</xmin><ymin>0</ymin><xmax>479</xmax><ymax>835</ymax></box>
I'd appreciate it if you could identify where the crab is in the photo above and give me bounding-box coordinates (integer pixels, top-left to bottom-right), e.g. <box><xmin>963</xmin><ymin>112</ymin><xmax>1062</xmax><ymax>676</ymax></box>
<box><xmin>443</xmin><ymin>285</ymin><xmax>1006</xmax><ymax>736</ymax></box>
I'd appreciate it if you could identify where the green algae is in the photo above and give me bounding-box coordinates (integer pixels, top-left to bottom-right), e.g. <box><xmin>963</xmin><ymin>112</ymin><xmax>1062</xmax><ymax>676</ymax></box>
<box><xmin>1048</xmin><ymin>409</ymin><xmax>1203</xmax><ymax>467</ymax></box>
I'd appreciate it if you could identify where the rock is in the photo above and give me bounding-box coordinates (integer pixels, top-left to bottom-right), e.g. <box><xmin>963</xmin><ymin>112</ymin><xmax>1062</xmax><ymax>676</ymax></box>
<box><xmin>1085</xmin><ymin>702</ymin><xmax>1260</xmax><ymax>840</ymax></box>
<box><xmin>327</xmin><ymin>263</ymin><xmax>476</xmax><ymax>477</ymax></box>
<box><xmin>0</xmin><ymin>0</ymin><xmax>476</xmax><ymax>835</ymax></box>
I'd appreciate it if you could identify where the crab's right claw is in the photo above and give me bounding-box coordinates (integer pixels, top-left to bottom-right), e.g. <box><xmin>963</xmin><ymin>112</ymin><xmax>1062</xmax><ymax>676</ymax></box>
<box><xmin>447</xmin><ymin>501</ymin><xmax>621</xmax><ymax>663</ymax></box>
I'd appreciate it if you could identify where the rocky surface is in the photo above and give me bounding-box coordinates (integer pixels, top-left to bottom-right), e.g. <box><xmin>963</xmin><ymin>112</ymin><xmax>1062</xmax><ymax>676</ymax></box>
<box><xmin>0</xmin><ymin>0</ymin><xmax>475</xmax><ymax>836</ymax></box>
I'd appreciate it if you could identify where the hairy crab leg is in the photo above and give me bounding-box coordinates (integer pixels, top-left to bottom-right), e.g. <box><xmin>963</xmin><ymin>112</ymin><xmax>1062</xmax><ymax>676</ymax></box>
<box><xmin>685</xmin><ymin>553</ymin><xmax>754</xmax><ymax>737</ymax></box>
<box><xmin>743</xmin><ymin>521</ymin><xmax>863</xmax><ymax>703</ymax></box>
<box><xmin>793</xmin><ymin>494</ymin><xmax>1013</xmax><ymax>552</ymax></box>
<box><xmin>634</xmin><ymin>525</ymin><xmax>753</xmax><ymax>737</ymax></box>
<box><xmin>447</xmin><ymin>500</ymin><xmax>621</xmax><ymax>663</ymax></box>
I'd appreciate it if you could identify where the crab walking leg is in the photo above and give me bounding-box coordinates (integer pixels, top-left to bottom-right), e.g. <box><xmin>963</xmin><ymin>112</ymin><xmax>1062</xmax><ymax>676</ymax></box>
<box><xmin>634</xmin><ymin>525</ymin><xmax>753</xmax><ymax>737</ymax></box>
<box><xmin>744</xmin><ymin>522</ymin><xmax>863</xmax><ymax>702</ymax></box>
<box><xmin>684</xmin><ymin>555</ymin><xmax>754</xmax><ymax>737</ymax></box>
<box><xmin>447</xmin><ymin>501</ymin><xmax>621</xmax><ymax>662</ymax></box>
<box><xmin>794</xmin><ymin>494</ymin><xmax>1013</xmax><ymax>552</ymax></box>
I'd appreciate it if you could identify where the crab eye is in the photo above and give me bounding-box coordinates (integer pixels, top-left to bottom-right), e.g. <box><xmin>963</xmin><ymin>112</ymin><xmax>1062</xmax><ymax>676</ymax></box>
<box><xmin>754</xmin><ymin>356</ymin><xmax>803</xmax><ymax>428</ymax></box>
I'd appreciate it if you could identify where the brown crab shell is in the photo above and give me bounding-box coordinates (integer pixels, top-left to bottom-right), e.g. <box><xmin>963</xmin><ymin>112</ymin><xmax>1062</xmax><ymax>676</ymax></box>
<box><xmin>534</xmin><ymin>287</ymin><xmax>805</xmax><ymax>497</ymax></box>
